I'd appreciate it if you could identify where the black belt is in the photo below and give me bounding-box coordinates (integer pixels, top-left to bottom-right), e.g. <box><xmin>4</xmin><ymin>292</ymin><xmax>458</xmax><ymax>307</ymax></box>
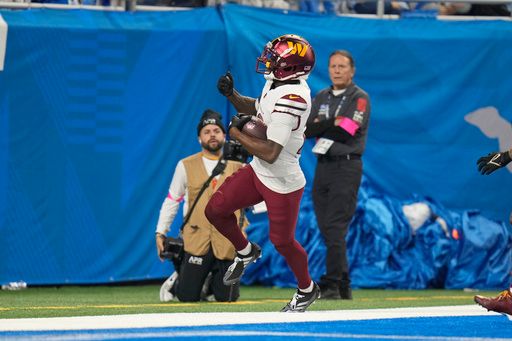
<box><xmin>318</xmin><ymin>154</ymin><xmax>361</xmax><ymax>162</ymax></box>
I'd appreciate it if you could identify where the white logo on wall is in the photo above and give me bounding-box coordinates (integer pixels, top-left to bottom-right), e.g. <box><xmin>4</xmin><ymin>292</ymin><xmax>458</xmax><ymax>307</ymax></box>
<box><xmin>464</xmin><ymin>106</ymin><xmax>512</xmax><ymax>173</ymax></box>
<box><xmin>0</xmin><ymin>15</ymin><xmax>7</xmax><ymax>71</ymax></box>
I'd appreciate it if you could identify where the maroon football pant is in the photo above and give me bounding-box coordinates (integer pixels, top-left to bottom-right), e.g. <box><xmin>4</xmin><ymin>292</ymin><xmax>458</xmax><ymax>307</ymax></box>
<box><xmin>205</xmin><ymin>165</ymin><xmax>312</xmax><ymax>289</ymax></box>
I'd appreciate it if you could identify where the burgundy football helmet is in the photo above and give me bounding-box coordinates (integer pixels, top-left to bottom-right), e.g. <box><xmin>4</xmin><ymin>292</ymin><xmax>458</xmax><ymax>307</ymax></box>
<box><xmin>256</xmin><ymin>34</ymin><xmax>315</xmax><ymax>80</ymax></box>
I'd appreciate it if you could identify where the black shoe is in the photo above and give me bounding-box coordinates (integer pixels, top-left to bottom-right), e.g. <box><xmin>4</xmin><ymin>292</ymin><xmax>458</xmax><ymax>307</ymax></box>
<box><xmin>281</xmin><ymin>282</ymin><xmax>320</xmax><ymax>312</ymax></box>
<box><xmin>339</xmin><ymin>283</ymin><xmax>353</xmax><ymax>300</ymax></box>
<box><xmin>319</xmin><ymin>280</ymin><xmax>352</xmax><ymax>300</ymax></box>
<box><xmin>320</xmin><ymin>285</ymin><xmax>341</xmax><ymax>299</ymax></box>
<box><xmin>340</xmin><ymin>280</ymin><xmax>352</xmax><ymax>300</ymax></box>
<box><xmin>223</xmin><ymin>242</ymin><xmax>262</xmax><ymax>285</ymax></box>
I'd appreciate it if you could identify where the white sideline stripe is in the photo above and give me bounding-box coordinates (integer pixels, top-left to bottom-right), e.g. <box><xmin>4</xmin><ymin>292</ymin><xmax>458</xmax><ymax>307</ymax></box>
<box><xmin>0</xmin><ymin>14</ymin><xmax>7</xmax><ymax>71</ymax></box>
<box><xmin>0</xmin><ymin>305</ymin><xmax>497</xmax><ymax>331</ymax></box>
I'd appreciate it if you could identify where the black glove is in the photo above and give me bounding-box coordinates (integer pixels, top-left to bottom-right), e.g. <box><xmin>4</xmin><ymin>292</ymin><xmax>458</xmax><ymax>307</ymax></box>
<box><xmin>229</xmin><ymin>114</ymin><xmax>252</xmax><ymax>132</ymax></box>
<box><xmin>477</xmin><ymin>151</ymin><xmax>512</xmax><ymax>175</ymax></box>
<box><xmin>217</xmin><ymin>71</ymin><xmax>234</xmax><ymax>97</ymax></box>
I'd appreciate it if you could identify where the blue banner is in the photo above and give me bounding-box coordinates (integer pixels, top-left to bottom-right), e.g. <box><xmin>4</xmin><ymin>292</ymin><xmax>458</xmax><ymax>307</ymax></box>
<box><xmin>0</xmin><ymin>5</ymin><xmax>511</xmax><ymax>288</ymax></box>
<box><xmin>0</xmin><ymin>8</ymin><xmax>228</xmax><ymax>284</ymax></box>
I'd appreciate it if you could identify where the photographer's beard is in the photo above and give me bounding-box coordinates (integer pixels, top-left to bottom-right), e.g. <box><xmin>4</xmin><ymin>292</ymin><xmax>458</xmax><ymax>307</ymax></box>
<box><xmin>201</xmin><ymin>138</ymin><xmax>225</xmax><ymax>156</ymax></box>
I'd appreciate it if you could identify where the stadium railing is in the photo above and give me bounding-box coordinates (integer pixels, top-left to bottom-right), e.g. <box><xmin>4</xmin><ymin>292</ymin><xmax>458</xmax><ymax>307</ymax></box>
<box><xmin>0</xmin><ymin>0</ymin><xmax>510</xmax><ymax>19</ymax></box>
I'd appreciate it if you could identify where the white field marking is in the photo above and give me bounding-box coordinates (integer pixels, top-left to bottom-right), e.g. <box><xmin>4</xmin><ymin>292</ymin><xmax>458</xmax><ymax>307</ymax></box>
<box><xmin>5</xmin><ymin>331</ymin><xmax>512</xmax><ymax>341</ymax></box>
<box><xmin>0</xmin><ymin>305</ymin><xmax>499</xmax><ymax>332</ymax></box>
<box><xmin>0</xmin><ymin>14</ymin><xmax>6</xmax><ymax>71</ymax></box>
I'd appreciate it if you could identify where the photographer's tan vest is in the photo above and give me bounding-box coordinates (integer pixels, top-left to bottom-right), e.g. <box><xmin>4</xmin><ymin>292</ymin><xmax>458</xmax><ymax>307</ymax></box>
<box><xmin>182</xmin><ymin>152</ymin><xmax>247</xmax><ymax>260</ymax></box>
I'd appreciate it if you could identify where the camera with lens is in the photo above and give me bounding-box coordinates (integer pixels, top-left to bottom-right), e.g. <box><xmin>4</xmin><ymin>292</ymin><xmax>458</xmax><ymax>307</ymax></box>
<box><xmin>223</xmin><ymin>139</ymin><xmax>250</xmax><ymax>164</ymax></box>
<box><xmin>161</xmin><ymin>237</ymin><xmax>184</xmax><ymax>271</ymax></box>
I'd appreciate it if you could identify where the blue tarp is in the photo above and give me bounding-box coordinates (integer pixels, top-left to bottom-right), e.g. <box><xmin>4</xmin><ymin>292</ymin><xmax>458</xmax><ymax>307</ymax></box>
<box><xmin>243</xmin><ymin>179</ymin><xmax>512</xmax><ymax>289</ymax></box>
<box><xmin>0</xmin><ymin>5</ymin><xmax>511</xmax><ymax>288</ymax></box>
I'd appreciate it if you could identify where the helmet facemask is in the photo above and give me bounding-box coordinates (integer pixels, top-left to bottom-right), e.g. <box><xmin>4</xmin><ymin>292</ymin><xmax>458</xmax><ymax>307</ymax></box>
<box><xmin>256</xmin><ymin>42</ymin><xmax>279</xmax><ymax>76</ymax></box>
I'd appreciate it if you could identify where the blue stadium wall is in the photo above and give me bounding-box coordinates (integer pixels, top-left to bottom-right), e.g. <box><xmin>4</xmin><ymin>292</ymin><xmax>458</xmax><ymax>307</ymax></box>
<box><xmin>0</xmin><ymin>5</ymin><xmax>511</xmax><ymax>288</ymax></box>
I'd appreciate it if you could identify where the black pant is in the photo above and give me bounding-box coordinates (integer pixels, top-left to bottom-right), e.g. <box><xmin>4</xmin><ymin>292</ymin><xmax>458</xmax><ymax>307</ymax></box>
<box><xmin>312</xmin><ymin>158</ymin><xmax>362</xmax><ymax>285</ymax></box>
<box><xmin>175</xmin><ymin>248</ymin><xmax>239</xmax><ymax>302</ymax></box>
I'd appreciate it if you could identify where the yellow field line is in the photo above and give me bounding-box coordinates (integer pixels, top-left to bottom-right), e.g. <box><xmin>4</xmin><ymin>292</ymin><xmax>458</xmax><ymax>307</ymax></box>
<box><xmin>0</xmin><ymin>300</ymin><xmax>287</xmax><ymax>311</ymax></box>
<box><xmin>0</xmin><ymin>296</ymin><xmax>474</xmax><ymax>312</ymax></box>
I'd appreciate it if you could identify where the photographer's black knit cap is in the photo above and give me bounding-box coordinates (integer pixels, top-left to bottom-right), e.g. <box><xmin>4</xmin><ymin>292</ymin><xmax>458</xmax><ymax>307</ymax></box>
<box><xmin>197</xmin><ymin>109</ymin><xmax>226</xmax><ymax>136</ymax></box>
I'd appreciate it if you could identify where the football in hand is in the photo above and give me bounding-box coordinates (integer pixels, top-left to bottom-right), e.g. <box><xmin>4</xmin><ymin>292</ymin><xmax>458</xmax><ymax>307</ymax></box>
<box><xmin>241</xmin><ymin>116</ymin><xmax>267</xmax><ymax>140</ymax></box>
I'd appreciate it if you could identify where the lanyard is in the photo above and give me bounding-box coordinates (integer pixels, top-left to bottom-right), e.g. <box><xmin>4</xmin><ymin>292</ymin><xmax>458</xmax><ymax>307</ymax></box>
<box><xmin>326</xmin><ymin>93</ymin><xmax>346</xmax><ymax>119</ymax></box>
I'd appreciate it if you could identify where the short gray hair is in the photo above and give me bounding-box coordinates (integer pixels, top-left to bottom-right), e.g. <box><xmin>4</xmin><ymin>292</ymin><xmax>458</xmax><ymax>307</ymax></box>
<box><xmin>329</xmin><ymin>50</ymin><xmax>355</xmax><ymax>68</ymax></box>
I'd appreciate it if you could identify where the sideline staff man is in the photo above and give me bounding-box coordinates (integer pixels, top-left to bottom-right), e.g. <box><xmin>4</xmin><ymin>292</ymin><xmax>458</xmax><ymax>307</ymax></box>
<box><xmin>155</xmin><ymin>109</ymin><xmax>246</xmax><ymax>302</ymax></box>
<box><xmin>305</xmin><ymin>50</ymin><xmax>371</xmax><ymax>300</ymax></box>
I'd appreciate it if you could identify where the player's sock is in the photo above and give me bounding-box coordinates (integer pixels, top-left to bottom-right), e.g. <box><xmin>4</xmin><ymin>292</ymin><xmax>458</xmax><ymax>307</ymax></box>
<box><xmin>300</xmin><ymin>281</ymin><xmax>314</xmax><ymax>293</ymax></box>
<box><xmin>238</xmin><ymin>242</ymin><xmax>252</xmax><ymax>256</ymax></box>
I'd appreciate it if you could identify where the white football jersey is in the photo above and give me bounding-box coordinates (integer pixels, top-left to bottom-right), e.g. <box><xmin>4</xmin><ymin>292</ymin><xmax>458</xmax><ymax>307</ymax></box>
<box><xmin>250</xmin><ymin>79</ymin><xmax>311</xmax><ymax>194</ymax></box>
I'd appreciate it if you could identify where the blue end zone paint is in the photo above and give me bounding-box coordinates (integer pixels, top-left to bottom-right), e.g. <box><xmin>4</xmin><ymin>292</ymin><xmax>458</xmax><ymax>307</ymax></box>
<box><xmin>1</xmin><ymin>316</ymin><xmax>512</xmax><ymax>340</ymax></box>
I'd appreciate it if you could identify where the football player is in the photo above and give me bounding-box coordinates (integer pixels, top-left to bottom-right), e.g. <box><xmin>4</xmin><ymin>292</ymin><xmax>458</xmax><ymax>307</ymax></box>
<box><xmin>474</xmin><ymin>148</ymin><xmax>512</xmax><ymax>319</ymax></box>
<box><xmin>205</xmin><ymin>34</ymin><xmax>319</xmax><ymax>312</ymax></box>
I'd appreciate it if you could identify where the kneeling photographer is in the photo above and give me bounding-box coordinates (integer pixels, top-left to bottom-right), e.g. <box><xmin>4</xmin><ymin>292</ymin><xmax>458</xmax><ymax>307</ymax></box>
<box><xmin>155</xmin><ymin>109</ymin><xmax>249</xmax><ymax>302</ymax></box>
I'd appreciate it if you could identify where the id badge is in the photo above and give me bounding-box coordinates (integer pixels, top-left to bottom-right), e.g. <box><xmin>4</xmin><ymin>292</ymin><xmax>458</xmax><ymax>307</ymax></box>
<box><xmin>312</xmin><ymin>138</ymin><xmax>334</xmax><ymax>155</ymax></box>
<box><xmin>318</xmin><ymin>104</ymin><xmax>329</xmax><ymax>118</ymax></box>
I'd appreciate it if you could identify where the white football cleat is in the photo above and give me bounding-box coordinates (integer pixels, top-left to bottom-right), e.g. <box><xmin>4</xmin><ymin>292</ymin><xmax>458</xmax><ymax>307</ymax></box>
<box><xmin>159</xmin><ymin>271</ymin><xmax>178</xmax><ymax>302</ymax></box>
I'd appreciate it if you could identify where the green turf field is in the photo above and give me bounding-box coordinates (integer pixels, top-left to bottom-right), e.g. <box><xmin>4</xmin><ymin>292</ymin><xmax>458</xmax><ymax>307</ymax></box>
<box><xmin>0</xmin><ymin>285</ymin><xmax>499</xmax><ymax>319</ymax></box>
